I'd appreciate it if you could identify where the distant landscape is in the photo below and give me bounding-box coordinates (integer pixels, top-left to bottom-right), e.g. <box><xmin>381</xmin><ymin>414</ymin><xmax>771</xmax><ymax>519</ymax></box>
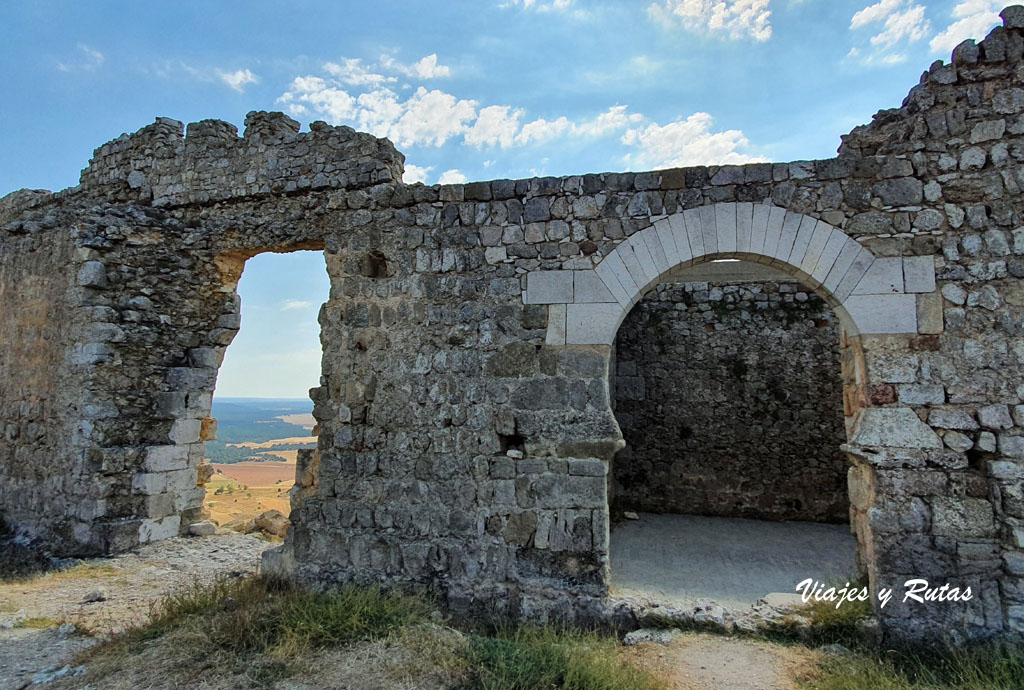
<box><xmin>205</xmin><ymin>397</ymin><xmax>316</xmax><ymax>463</ymax></box>
<box><xmin>203</xmin><ymin>398</ymin><xmax>315</xmax><ymax>528</ymax></box>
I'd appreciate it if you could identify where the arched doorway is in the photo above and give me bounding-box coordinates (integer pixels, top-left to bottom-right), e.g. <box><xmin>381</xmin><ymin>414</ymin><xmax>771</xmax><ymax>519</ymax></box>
<box><xmin>523</xmin><ymin>201</ymin><xmax>941</xmax><ymax>613</ymax></box>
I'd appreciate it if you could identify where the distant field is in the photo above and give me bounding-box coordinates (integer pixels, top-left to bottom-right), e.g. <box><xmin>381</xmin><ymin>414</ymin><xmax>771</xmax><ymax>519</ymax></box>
<box><xmin>227</xmin><ymin>436</ymin><xmax>314</xmax><ymax>449</ymax></box>
<box><xmin>203</xmin><ymin>398</ymin><xmax>308</xmax><ymax>524</ymax></box>
<box><xmin>276</xmin><ymin>412</ymin><xmax>315</xmax><ymax>429</ymax></box>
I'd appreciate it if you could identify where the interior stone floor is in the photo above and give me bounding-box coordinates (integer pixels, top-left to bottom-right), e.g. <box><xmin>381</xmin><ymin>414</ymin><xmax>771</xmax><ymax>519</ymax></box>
<box><xmin>610</xmin><ymin>512</ymin><xmax>858</xmax><ymax>609</ymax></box>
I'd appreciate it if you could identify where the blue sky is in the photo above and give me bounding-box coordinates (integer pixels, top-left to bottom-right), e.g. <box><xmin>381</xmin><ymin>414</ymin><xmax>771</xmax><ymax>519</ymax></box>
<box><xmin>0</xmin><ymin>0</ymin><xmax>1006</xmax><ymax>397</ymax></box>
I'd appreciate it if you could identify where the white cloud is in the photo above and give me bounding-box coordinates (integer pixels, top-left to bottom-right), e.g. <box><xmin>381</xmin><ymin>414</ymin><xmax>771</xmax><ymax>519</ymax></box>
<box><xmin>324</xmin><ymin>58</ymin><xmax>396</xmax><ymax>86</ymax></box>
<box><xmin>848</xmin><ymin>0</ymin><xmax>930</xmax><ymax>64</ymax></box>
<box><xmin>438</xmin><ymin>169</ymin><xmax>468</xmax><ymax>184</ymax></box>
<box><xmin>57</xmin><ymin>43</ymin><xmax>105</xmax><ymax>72</ymax></box>
<box><xmin>281</xmin><ymin>299</ymin><xmax>313</xmax><ymax>311</ymax></box>
<box><xmin>219</xmin><ymin>68</ymin><xmax>260</xmax><ymax>93</ymax></box>
<box><xmin>515</xmin><ymin>116</ymin><xmax>572</xmax><ymax>145</ymax></box>
<box><xmin>647</xmin><ymin>0</ymin><xmax>772</xmax><ymax>42</ymax></box>
<box><xmin>502</xmin><ymin>0</ymin><xmax>575</xmax><ymax>12</ymax></box>
<box><xmin>621</xmin><ymin>112</ymin><xmax>768</xmax><ymax>169</ymax></box>
<box><xmin>403</xmin><ymin>164</ymin><xmax>433</xmax><ymax>184</ymax></box>
<box><xmin>279</xmin><ymin>62</ymin><xmax>763</xmax><ymax>173</ymax></box>
<box><xmin>466</xmin><ymin>105</ymin><xmax>524</xmax><ymax>148</ymax></box>
<box><xmin>380</xmin><ymin>53</ymin><xmax>452</xmax><ymax>79</ymax></box>
<box><xmin>929</xmin><ymin>0</ymin><xmax>1001</xmax><ymax>54</ymax></box>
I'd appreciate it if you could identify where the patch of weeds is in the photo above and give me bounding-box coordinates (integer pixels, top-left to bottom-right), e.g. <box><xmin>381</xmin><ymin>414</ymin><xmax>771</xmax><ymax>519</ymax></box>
<box><xmin>80</xmin><ymin>575</ymin><xmax>429</xmax><ymax>685</ymax></box>
<box><xmin>800</xmin><ymin>643</ymin><xmax>1024</xmax><ymax>690</ymax></box>
<box><xmin>455</xmin><ymin>626</ymin><xmax>664</xmax><ymax>690</ymax></box>
<box><xmin>15</xmin><ymin>616</ymin><xmax>61</xmax><ymax>629</ymax></box>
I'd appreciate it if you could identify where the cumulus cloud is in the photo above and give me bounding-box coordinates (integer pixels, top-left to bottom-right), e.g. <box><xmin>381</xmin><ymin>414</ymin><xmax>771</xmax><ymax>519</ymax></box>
<box><xmin>56</xmin><ymin>43</ymin><xmax>105</xmax><ymax>72</ymax></box>
<box><xmin>279</xmin><ymin>58</ymin><xmax>763</xmax><ymax>172</ymax></box>
<box><xmin>381</xmin><ymin>53</ymin><xmax>452</xmax><ymax>79</ymax></box>
<box><xmin>324</xmin><ymin>58</ymin><xmax>396</xmax><ymax>86</ymax></box>
<box><xmin>281</xmin><ymin>299</ymin><xmax>313</xmax><ymax>311</ymax></box>
<box><xmin>438</xmin><ymin>169</ymin><xmax>468</xmax><ymax>184</ymax></box>
<box><xmin>403</xmin><ymin>164</ymin><xmax>433</xmax><ymax>184</ymax></box>
<box><xmin>621</xmin><ymin>112</ymin><xmax>768</xmax><ymax>169</ymax></box>
<box><xmin>930</xmin><ymin>0</ymin><xmax>1001</xmax><ymax>54</ymax></box>
<box><xmin>848</xmin><ymin>0</ymin><xmax>930</xmax><ymax>64</ymax></box>
<box><xmin>647</xmin><ymin>0</ymin><xmax>772</xmax><ymax>42</ymax></box>
<box><xmin>219</xmin><ymin>68</ymin><xmax>260</xmax><ymax>92</ymax></box>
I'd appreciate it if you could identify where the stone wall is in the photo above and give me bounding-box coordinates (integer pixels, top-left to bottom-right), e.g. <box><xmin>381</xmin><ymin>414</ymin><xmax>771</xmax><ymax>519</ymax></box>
<box><xmin>3</xmin><ymin>8</ymin><xmax>1024</xmax><ymax>644</ymax></box>
<box><xmin>612</xmin><ymin>278</ymin><xmax>848</xmax><ymax>523</ymax></box>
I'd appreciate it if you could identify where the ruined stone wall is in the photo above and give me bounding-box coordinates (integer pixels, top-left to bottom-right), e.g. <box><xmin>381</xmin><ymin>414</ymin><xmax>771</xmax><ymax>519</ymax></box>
<box><xmin>4</xmin><ymin>9</ymin><xmax>1024</xmax><ymax>644</ymax></box>
<box><xmin>612</xmin><ymin>279</ymin><xmax>848</xmax><ymax>523</ymax></box>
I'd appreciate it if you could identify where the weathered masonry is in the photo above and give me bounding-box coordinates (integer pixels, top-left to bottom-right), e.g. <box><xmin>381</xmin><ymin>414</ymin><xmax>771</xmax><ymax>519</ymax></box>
<box><xmin>4</xmin><ymin>9</ymin><xmax>1024</xmax><ymax>644</ymax></box>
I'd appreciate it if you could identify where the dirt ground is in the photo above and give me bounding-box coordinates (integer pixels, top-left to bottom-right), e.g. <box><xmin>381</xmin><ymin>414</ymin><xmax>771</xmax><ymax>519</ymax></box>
<box><xmin>0</xmin><ymin>534</ymin><xmax>271</xmax><ymax>689</ymax></box>
<box><xmin>624</xmin><ymin>632</ymin><xmax>819</xmax><ymax>690</ymax></box>
<box><xmin>0</xmin><ymin>532</ymin><xmax>820</xmax><ymax>690</ymax></box>
<box><xmin>205</xmin><ymin>462</ymin><xmax>295</xmax><ymax>526</ymax></box>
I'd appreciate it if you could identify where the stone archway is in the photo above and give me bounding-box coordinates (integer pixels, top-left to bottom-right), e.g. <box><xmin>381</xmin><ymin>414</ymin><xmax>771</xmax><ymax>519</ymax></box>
<box><xmin>521</xmin><ymin>201</ymin><xmax>943</xmax><ymax>617</ymax></box>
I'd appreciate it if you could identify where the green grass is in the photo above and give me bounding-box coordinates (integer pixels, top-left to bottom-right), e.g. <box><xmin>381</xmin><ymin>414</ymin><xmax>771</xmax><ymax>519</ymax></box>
<box><xmin>455</xmin><ymin>626</ymin><xmax>663</xmax><ymax>690</ymax></box>
<box><xmin>802</xmin><ymin>644</ymin><xmax>1024</xmax><ymax>690</ymax></box>
<box><xmin>76</xmin><ymin>576</ymin><xmax>666</xmax><ymax>689</ymax></box>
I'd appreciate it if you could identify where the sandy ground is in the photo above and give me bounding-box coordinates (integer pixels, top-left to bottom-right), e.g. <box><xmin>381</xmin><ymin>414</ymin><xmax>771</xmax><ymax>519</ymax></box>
<box><xmin>625</xmin><ymin>632</ymin><xmax>819</xmax><ymax>690</ymax></box>
<box><xmin>205</xmin><ymin>463</ymin><xmax>295</xmax><ymax>526</ymax></box>
<box><xmin>0</xmin><ymin>534</ymin><xmax>272</xmax><ymax>689</ymax></box>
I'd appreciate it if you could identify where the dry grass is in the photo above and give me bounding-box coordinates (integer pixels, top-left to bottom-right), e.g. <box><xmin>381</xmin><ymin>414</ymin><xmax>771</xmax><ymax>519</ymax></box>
<box><xmin>59</xmin><ymin>576</ymin><xmax>666</xmax><ymax>690</ymax></box>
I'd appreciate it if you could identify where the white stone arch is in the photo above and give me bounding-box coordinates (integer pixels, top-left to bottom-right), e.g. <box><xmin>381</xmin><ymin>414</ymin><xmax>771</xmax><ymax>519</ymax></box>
<box><xmin>523</xmin><ymin>202</ymin><xmax>939</xmax><ymax>345</ymax></box>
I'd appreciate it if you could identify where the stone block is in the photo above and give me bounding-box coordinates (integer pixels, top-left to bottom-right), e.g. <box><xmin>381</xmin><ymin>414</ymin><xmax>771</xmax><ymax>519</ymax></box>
<box><xmin>787</xmin><ymin>215</ymin><xmax>818</xmax><ymax>267</ymax></box>
<box><xmin>144</xmin><ymin>445</ymin><xmax>189</xmax><ymax>472</ymax></box>
<box><xmin>761</xmin><ymin>206</ymin><xmax>787</xmax><ymax>259</ymax></box>
<box><xmin>525</xmin><ymin>270</ymin><xmax>574</xmax><ymax>304</ymax></box>
<box><xmin>568</xmin><ymin>458</ymin><xmax>606</xmax><ymax>476</ymax></box>
<box><xmin>931</xmin><ymin>497</ymin><xmax>995</xmax><ymax>538</ymax></box>
<box><xmin>929</xmin><ymin>409</ymin><xmax>978</xmax><ymax>430</ymax></box>
<box><xmin>200</xmin><ymin>417</ymin><xmax>218</xmax><ymax>441</ymax></box>
<box><xmin>77</xmin><ymin>261</ymin><xmax>108</xmax><ymax>288</ymax></box>
<box><xmin>565</xmin><ymin>303</ymin><xmax>623</xmax><ymax>345</ymax></box>
<box><xmin>774</xmin><ymin>211</ymin><xmax>803</xmax><ymax>264</ymax></box>
<box><xmin>546</xmin><ymin>304</ymin><xmax>567</xmax><ymax>346</ymax></box>
<box><xmin>668</xmin><ymin>213</ymin><xmax>693</xmax><ymax>262</ymax></box>
<box><xmin>573</xmin><ymin>270</ymin><xmax>616</xmax><ymax>303</ymax></box>
<box><xmin>603</xmin><ymin>252</ymin><xmax>639</xmax><ymax>297</ymax></box>
<box><xmin>594</xmin><ymin>260</ymin><xmax>630</xmax><ymax>306</ymax></box>
<box><xmin>853</xmin><ymin>257</ymin><xmax>903</xmax><ymax>295</ymax></box>
<box><xmin>700</xmin><ymin>204</ymin><xmax>718</xmax><ymax>255</ymax></box>
<box><xmin>639</xmin><ymin>227</ymin><xmax>670</xmax><ymax>275</ymax></box>
<box><xmin>734</xmin><ymin>202</ymin><xmax>754</xmax><ymax>254</ymax></box>
<box><xmin>978</xmin><ymin>404</ymin><xmax>1013</xmax><ymax>430</ymax></box>
<box><xmin>797</xmin><ymin>221</ymin><xmax>833</xmax><ymax>278</ymax></box>
<box><xmin>916</xmin><ymin>292</ymin><xmax>943</xmax><ymax>334</ymax></box>
<box><xmin>843</xmin><ymin>293</ymin><xmax>918</xmax><ymax>335</ymax></box>
<box><xmin>850</xmin><ymin>408</ymin><xmax>943</xmax><ymax>449</ymax></box>
<box><xmin>897</xmin><ymin>384</ymin><xmax>945</xmax><ymax>405</ymax></box>
<box><xmin>823</xmin><ymin>241</ymin><xmax>862</xmax><ymax>294</ymax></box>
<box><xmin>748</xmin><ymin>203</ymin><xmax>772</xmax><ymax>255</ymax></box>
<box><xmin>653</xmin><ymin>217</ymin><xmax>682</xmax><ymax>267</ymax></box>
<box><xmin>903</xmin><ymin>256</ymin><xmax>936</xmax><ymax>293</ymax></box>
<box><xmin>683</xmin><ymin>207</ymin><xmax>706</xmax><ymax>257</ymax></box>
<box><xmin>169</xmin><ymin>419</ymin><xmax>202</xmax><ymax>444</ymax></box>
<box><xmin>132</xmin><ymin>472</ymin><xmax>167</xmax><ymax>496</ymax></box>
<box><xmin>835</xmin><ymin>249</ymin><xmax>874</xmax><ymax>303</ymax></box>
<box><xmin>139</xmin><ymin>515</ymin><xmax>181</xmax><ymax>543</ymax></box>
<box><xmin>627</xmin><ymin>233</ymin><xmax>659</xmax><ymax>282</ymax></box>
<box><xmin>1000</xmin><ymin>435</ymin><xmax>1024</xmax><ymax>459</ymax></box>
<box><xmin>715</xmin><ymin>202</ymin><xmax>737</xmax><ymax>255</ymax></box>
<box><xmin>810</xmin><ymin>231</ymin><xmax>848</xmax><ymax>286</ymax></box>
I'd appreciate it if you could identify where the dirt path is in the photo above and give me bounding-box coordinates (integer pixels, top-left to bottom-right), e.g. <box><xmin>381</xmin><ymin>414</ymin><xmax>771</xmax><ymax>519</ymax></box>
<box><xmin>0</xmin><ymin>534</ymin><xmax>271</xmax><ymax>689</ymax></box>
<box><xmin>624</xmin><ymin>632</ymin><xmax>818</xmax><ymax>690</ymax></box>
